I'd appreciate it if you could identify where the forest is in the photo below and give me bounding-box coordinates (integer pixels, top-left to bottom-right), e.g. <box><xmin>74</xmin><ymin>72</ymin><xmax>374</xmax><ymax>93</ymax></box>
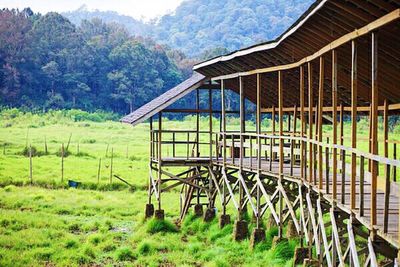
<box><xmin>0</xmin><ymin>9</ymin><xmax>190</xmax><ymax>114</ymax></box>
<box><xmin>0</xmin><ymin>0</ymin><xmax>314</xmax><ymax>114</ymax></box>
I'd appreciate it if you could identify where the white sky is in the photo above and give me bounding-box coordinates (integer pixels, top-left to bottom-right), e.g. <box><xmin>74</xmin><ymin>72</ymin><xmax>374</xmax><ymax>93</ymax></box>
<box><xmin>0</xmin><ymin>0</ymin><xmax>185</xmax><ymax>20</ymax></box>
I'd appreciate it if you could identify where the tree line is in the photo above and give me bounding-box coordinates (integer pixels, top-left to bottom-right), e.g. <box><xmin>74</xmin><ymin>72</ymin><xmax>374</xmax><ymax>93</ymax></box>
<box><xmin>0</xmin><ymin>8</ymin><xmax>194</xmax><ymax>114</ymax></box>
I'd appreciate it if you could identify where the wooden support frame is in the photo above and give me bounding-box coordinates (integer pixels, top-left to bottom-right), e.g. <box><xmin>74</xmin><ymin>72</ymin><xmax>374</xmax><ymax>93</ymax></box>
<box><xmin>350</xmin><ymin>40</ymin><xmax>358</xmax><ymax>210</ymax></box>
<box><xmin>332</xmin><ymin>49</ymin><xmax>338</xmax><ymax>201</ymax></box>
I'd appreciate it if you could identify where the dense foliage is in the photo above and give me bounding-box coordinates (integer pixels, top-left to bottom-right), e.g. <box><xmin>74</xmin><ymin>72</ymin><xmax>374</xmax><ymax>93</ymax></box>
<box><xmin>63</xmin><ymin>0</ymin><xmax>314</xmax><ymax>57</ymax></box>
<box><xmin>0</xmin><ymin>9</ymin><xmax>184</xmax><ymax>113</ymax></box>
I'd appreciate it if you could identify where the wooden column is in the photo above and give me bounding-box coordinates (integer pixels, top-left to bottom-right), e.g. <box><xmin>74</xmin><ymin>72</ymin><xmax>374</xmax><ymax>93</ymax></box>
<box><xmin>209</xmin><ymin>88</ymin><xmax>213</xmax><ymax>161</ymax></box>
<box><xmin>221</xmin><ymin>80</ymin><xmax>226</xmax><ymax>165</ymax></box>
<box><xmin>370</xmin><ymin>32</ymin><xmax>378</xmax><ymax>227</ymax></box>
<box><xmin>332</xmin><ymin>50</ymin><xmax>338</xmax><ymax>200</ymax></box>
<box><xmin>256</xmin><ymin>73</ymin><xmax>262</xmax><ymax>228</ymax></box>
<box><xmin>158</xmin><ymin>112</ymin><xmax>162</xmax><ymax>210</ymax></box>
<box><xmin>308</xmin><ymin>62</ymin><xmax>314</xmax><ymax>184</ymax></box>
<box><xmin>240</xmin><ymin>76</ymin><xmax>245</xmax><ymax>168</ymax></box>
<box><xmin>300</xmin><ymin>66</ymin><xmax>305</xmax><ymax>180</ymax></box>
<box><xmin>350</xmin><ymin>40</ymin><xmax>358</xmax><ymax>210</ymax></box>
<box><xmin>221</xmin><ymin>79</ymin><xmax>227</xmax><ymax>215</ymax></box>
<box><xmin>239</xmin><ymin>76</ymin><xmax>245</xmax><ymax>214</ymax></box>
<box><xmin>317</xmin><ymin>57</ymin><xmax>324</xmax><ymax>190</ymax></box>
<box><xmin>278</xmin><ymin>71</ymin><xmax>284</xmax><ymax>238</ymax></box>
<box><xmin>196</xmin><ymin>88</ymin><xmax>200</xmax><ymax>157</ymax></box>
<box><xmin>278</xmin><ymin>71</ymin><xmax>284</xmax><ymax>175</ymax></box>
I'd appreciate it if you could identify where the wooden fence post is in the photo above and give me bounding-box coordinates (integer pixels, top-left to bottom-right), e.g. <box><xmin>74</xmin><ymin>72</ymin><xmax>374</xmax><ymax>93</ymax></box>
<box><xmin>29</xmin><ymin>144</ymin><xmax>33</xmax><ymax>184</ymax></box>
<box><xmin>97</xmin><ymin>158</ymin><xmax>101</xmax><ymax>184</ymax></box>
<box><xmin>109</xmin><ymin>148</ymin><xmax>113</xmax><ymax>184</ymax></box>
<box><xmin>61</xmin><ymin>143</ymin><xmax>64</xmax><ymax>183</ymax></box>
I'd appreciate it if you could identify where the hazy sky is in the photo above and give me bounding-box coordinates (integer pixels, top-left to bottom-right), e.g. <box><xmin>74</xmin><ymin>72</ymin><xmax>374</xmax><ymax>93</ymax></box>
<box><xmin>0</xmin><ymin>0</ymin><xmax>185</xmax><ymax>20</ymax></box>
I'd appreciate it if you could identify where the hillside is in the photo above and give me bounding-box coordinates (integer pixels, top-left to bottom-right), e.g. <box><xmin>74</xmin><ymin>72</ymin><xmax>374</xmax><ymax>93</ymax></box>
<box><xmin>63</xmin><ymin>0</ymin><xmax>314</xmax><ymax>57</ymax></box>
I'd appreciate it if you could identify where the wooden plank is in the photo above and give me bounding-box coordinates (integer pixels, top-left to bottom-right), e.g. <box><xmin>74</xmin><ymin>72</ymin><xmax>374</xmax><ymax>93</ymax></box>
<box><xmin>351</xmin><ymin>40</ymin><xmax>358</xmax><ymax>210</ymax></box>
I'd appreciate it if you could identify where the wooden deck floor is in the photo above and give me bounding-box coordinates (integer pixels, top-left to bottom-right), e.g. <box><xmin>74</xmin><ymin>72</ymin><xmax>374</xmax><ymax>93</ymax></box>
<box><xmin>159</xmin><ymin>156</ymin><xmax>400</xmax><ymax>247</ymax></box>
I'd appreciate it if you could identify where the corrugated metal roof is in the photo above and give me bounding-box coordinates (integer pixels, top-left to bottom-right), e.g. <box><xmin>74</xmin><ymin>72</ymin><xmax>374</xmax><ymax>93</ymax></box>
<box><xmin>121</xmin><ymin>72</ymin><xmax>207</xmax><ymax>126</ymax></box>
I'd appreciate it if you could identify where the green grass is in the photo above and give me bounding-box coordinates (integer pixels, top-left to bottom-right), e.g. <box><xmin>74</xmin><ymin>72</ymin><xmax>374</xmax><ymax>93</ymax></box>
<box><xmin>0</xmin><ymin>109</ymin><xmax>301</xmax><ymax>266</ymax></box>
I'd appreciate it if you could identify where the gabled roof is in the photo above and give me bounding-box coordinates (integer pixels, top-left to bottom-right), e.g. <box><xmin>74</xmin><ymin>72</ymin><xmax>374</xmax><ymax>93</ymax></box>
<box><xmin>121</xmin><ymin>72</ymin><xmax>207</xmax><ymax>126</ymax></box>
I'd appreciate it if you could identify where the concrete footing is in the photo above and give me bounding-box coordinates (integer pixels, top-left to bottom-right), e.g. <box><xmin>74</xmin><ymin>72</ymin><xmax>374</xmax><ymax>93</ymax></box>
<box><xmin>250</xmin><ymin>228</ymin><xmax>266</xmax><ymax>248</ymax></box>
<box><xmin>154</xmin><ymin>209</ymin><xmax>164</xmax><ymax>220</ymax></box>
<box><xmin>267</xmin><ymin>213</ymin><xmax>278</xmax><ymax>228</ymax></box>
<box><xmin>302</xmin><ymin>259</ymin><xmax>319</xmax><ymax>267</ymax></box>
<box><xmin>219</xmin><ymin>214</ymin><xmax>230</xmax><ymax>228</ymax></box>
<box><xmin>233</xmin><ymin>219</ymin><xmax>248</xmax><ymax>241</ymax></box>
<box><xmin>293</xmin><ymin>247</ymin><xmax>309</xmax><ymax>266</ymax></box>
<box><xmin>194</xmin><ymin>204</ymin><xmax>203</xmax><ymax>217</ymax></box>
<box><xmin>145</xmin><ymin>203</ymin><xmax>154</xmax><ymax>219</ymax></box>
<box><xmin>203</xmin><ymin>208</ymin><xmax>216</xmax><ymax>222</ymax></box>
<box><xmin>286</xmin><ymin>219</ymin><xmax>298</xmax><ymax>238</ymax></box>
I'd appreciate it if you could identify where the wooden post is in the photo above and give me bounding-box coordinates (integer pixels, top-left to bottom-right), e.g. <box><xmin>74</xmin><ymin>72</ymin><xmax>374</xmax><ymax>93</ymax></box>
<box><xmin>29</xmin><ymin>144</ymin><xmax>33</xmax><ymax>184</ymax></box>
<box><xmin>97</xmin><ymin>158</ymin><xmax>101</xmax><ymax>184</ymax></box>
<box><xmin>150</xmin><ymin>117</ymin><xmax>153</xmax><ymax>160</ymax></box>
<box><xmin>221</xmin><ymin>80</ymin><xmax>226</xmax><ymax>167</ymax></box>
<box><xmin>256</xmin><ymin>73</ymin><xmax>262</xmax><ymax>228</ymax></box>
<box><xmin>105</xmin><ymin>143</ymin><xmax>109</xmax><ymax>157</ymax></box>
<box><xmin>61</xmin><ymin>143</ymin><xmax>64</xmax><ymax>183</ymax></box>
<box><xmin>196</xmin><ymin>88</ymin><xmax>200</xmax><ymax>157</ymax></box>
<box><xmin>350</xmin><ymin>40</ymin><xmax>358</xmax><ymax>210</ymax></box>
<box><xmin>359</xmin><ymin>156</ymin><xmax>365</xmax><ymax>216</ymax></box>
<box><xmin>332</xmin><ymin>49</ymin><xmax>338</xmax><ymax>200</ymax></box>
<box><xmin>209</xmin><ymin>88</ymin><xmax>213</xmax><ymax>161</ymax></box>
<box><xmin>317</xmin><ymin>56</ymin><xmax>324</xmax><ymax>190</ymax></box>
<box><xmin>240</xmin><ymin>76</ymin><xmax>245</xmax><ymax>168</ymax></box>
<box><xmin>394</xmin><ymin>143</ymin><xmax>397</xmax><ymax>182</ymax></box>
<box><xmin>308</xmin><ymin>62</ymin><xmax>314</xmax><ymax>184</ymax></box>
<box><xmin>239</xmin><ymin>76</ymin><xmax>244</xmax><ymax>213</ymax></box>
<box><xmin>371</xmin><ymin>32</ymin><xmax>378</xmax><ymax>227</ymax></box>
<box><xmin>300</xmin><ymin>66</ymin><xmax>305</xmax><ymax>180</ymax></box>
<box><xmin>158</xmin><ymin>112</ymin><xmax>162</xmax><ymax>210</ymax></box>
<box><xmin>278</xmin><ymin>71</ymin><xmax>284</xmax><ymax>238</ymax></box>
<box><xmin>339</xmin><ymin>104</ymin><xmax>344</xmax><ymax>146</ymax></box>
<box><xmin>44</xmin><ymin>136</ymin><xmax>48</xmax><ymax>155</ymax></box>
<box><xmin>110</xmin><ymin>148</ymin><xmax>113</xmax><ymax>184</ymax></box>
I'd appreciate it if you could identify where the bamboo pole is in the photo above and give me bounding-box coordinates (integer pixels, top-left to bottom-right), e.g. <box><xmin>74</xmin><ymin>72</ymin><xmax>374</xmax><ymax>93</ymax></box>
<box><xmin>350</xmin><ymin>40</ymin><xmax>358</xmax><ymax>210</ymax></box>
<box><xmin>221</xmin><ymin>79</ymin><xmax>227</xmax><ymax>215</ymax></box>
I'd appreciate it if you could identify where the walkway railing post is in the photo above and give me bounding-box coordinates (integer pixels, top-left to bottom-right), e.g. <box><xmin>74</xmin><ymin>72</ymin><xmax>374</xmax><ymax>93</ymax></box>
<box><xmin>278</xmin><ymin>70</ymin><xmax>284</xmax><ymax>238</ymax></box>
<box><xmin>317</xmin><ymin>56</ymin><xmax>324</xmax><ymax>191</ymax></box>
<box><xmin>308</xmin><ymin>62</ymin><xmax>314</xmax><ymax>184</ymax></box>
<box><xmin>300</xmin><ymin>66</ymin><xmax>305</xmax><ymax>181</ymax></box>
<box><xmin>350</xmin><ymin>39</ymin><xmax>358</xmax><ymax>210</ymax></box>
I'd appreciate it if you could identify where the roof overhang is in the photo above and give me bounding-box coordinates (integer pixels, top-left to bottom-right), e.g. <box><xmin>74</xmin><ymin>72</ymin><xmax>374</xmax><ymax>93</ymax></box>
<box><xmin>193</xmin><ymin>0</ymin><xmax>327</xmax><ymax>71</ymax></box>
<box><xmin>121</xmin><ymin>72</ymin><xmax>208</xmax><ymax>126</ymax></box>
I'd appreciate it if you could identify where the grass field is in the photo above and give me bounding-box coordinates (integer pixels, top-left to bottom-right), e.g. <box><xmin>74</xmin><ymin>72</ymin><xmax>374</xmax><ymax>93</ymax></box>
<box><xmin>0</xmin><ymin>109</ymin><xmax>301</xmax><ymax>266</ymax></box>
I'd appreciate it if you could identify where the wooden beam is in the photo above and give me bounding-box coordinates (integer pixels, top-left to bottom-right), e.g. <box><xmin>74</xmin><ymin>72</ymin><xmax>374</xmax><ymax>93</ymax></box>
<box><xmin>158</xmin><ymin>112</ymin><xmax>162</xmax><ymax>210</ymax></box>
<box><xmin>351</xmin><ymin>40</ymin><xmax>358</xmax><ymax>210</ymax></box>
<box><xmin>260</xmin><ymin>103</ymin><xmax>400</xmax><ymax>113</ymax></box>
<box><xmin>279</xmin><ymin>71</ymin><xmax>284</xmax><ymax>175</ymax></box>
<box><xmin>209</xmin><ymin>88</ymin><xmax>213</xmax><ymax>161</ymax></box>
<box><xmin>221</xmin><ymin>80</ymin><xmax>226</xmax><ymax>166</ymax></box>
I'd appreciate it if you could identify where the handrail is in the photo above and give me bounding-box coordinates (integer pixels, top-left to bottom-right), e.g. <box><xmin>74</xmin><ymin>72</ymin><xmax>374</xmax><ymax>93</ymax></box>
<box><xmin>215</xmin><ymin>132</ymin><xmax>400</xmax><ymax>168</ymax></box>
